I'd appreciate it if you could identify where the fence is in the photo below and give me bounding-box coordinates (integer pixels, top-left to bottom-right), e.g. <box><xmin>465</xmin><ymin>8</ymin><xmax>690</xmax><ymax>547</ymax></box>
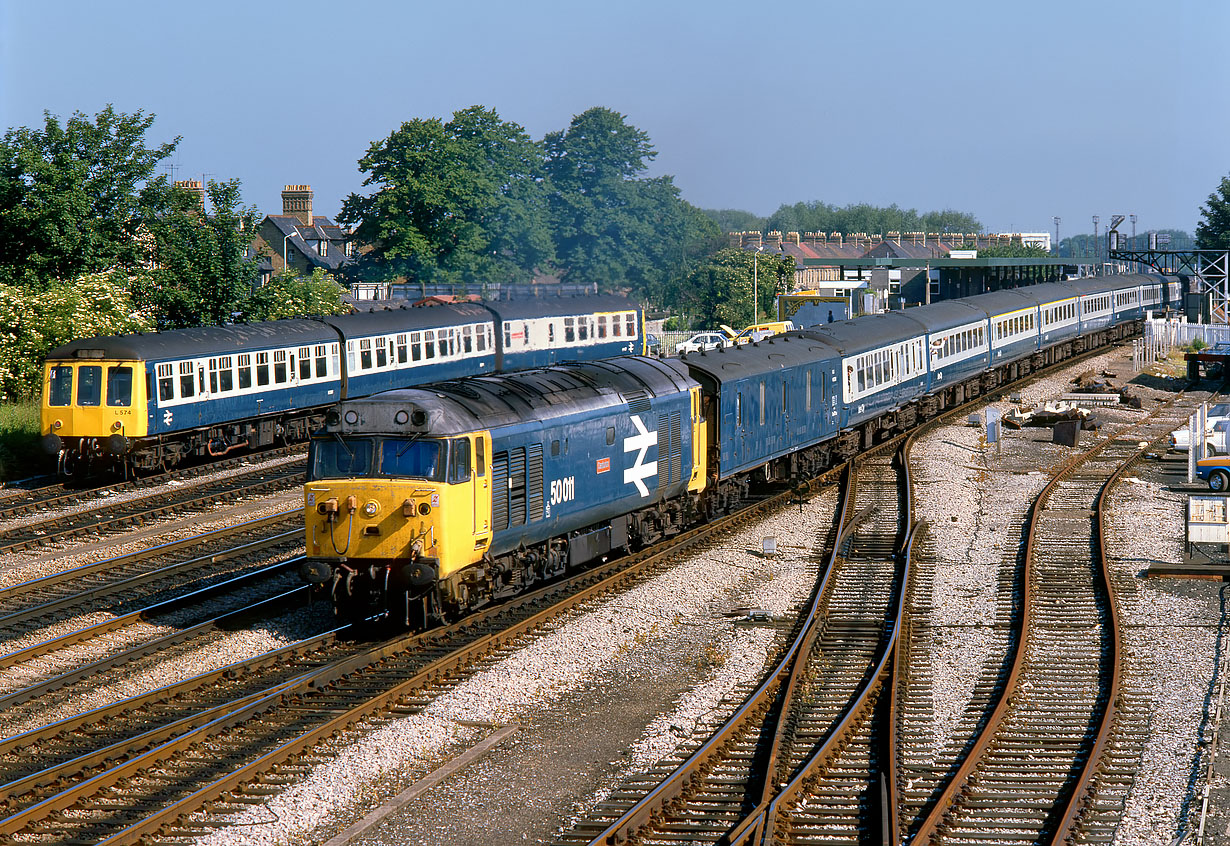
<box><xmin>1139</xmin><ymin>316</ymin><xmax>1230</xmax><ymax>371</ymax></box>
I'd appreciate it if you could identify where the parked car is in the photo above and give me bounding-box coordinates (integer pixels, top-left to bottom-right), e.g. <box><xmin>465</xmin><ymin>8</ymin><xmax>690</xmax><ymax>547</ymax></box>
<box><xmin>1196</xmin><ymin>450</ymin><xmax>1230</xmax><ymax>491</ymax></box>
<box><xmin>1168</xmin><ymin>403</ymin><xmax>1230</xmax><ymax>452</ymax></box>
<box><xmin>675</xmin><ymin>332</ymin><xmax>730</xmax><ymax>354</ymax></box>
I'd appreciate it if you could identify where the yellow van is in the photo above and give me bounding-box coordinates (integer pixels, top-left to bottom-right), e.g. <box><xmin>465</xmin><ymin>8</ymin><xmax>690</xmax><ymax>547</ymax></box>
<box><xmin>722</xmin><ymin>321</ymin><xmax>796</xmax><ymax>346</ymax></box>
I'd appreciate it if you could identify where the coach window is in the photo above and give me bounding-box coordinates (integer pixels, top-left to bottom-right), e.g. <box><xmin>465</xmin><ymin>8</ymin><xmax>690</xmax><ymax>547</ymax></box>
<box><xmin>503</xmin><ymin>323</ymin><xmax>511</xmax><ymax>348</ymax></box>
<box><xmin>360</xmin><ymin>339</ymin><xmax>373</xmax><ymax>369</ymax></box>
<box><xmin>315</xmin><ymin>345</ymin><xmax>328</xmax><ymax>378</ymax></box>
<box><xmin>375</xmin><ymin>338</ymin><xmax>388</xmax><ymax>369</ymax></box>
<box><xmin>157</xmin><ymin>364</ymin><xmax>175</xmax><ymax>401</ymax></box>
<box><xmin>217</xmin><ymin>357</ymin><xmax>234</xmax><ymax>393</ymax></box>
<box><xmin>238</xmin><ymin>354</ymin><xmax>252</xmax><ymax>390</ymax></box>
<box><xmin>463</xmin><ymin>325</ymin><xmax>473</xmax><ymax>354</ymax></box>
<box><xmin>564</xmin><ymin>316</ymin><xmax>576</xmax><ymax>343</ymax></box>
<box><xmin>255</xmin><ymin>352</ymin><xmax>270</xmax><ymax>386</ymax></box>
<box><xmin>626</xmin><ymin>314</ymin><xmax>636</xmax><ymax>338</ymax></box>
<box><xmin>295</xmin><ymin>346</ymin><xmax>310</xmax><ymax>380</ymax></box>
<box><xmin>450</xmin><ymin>439</ymin><xmax>471</xmax><ymax>483</ymax></box>
<box><xmin>597</xmin><ymin>315</ymin><xmax>607</xmax><ymax>339</ymax></box>
<box><xmin>578</xmin><ymin>319</ymin><xmax>588</xmax><ymax>342</ymax></box>
<box><xmin>396</xmin><ymin>334</ymin><xmax>408</xmax><ymax>364</ymax></box>
<box><xmin>48</xmin><ymin>366</ymin><xmax>73</xmax><ymax>406</ymax></box>
<box><xmin>424</xmin><ymin>330</ymin><xmax>436</xmax><ymax>359</ymax></box>
<box><xmin>476</xmin><ymin>325</ymin><xmax>487</xmax><ymax>353</ymax></box>
<box><xmin>274</xmin><ymin>350</ymin><xmax>288</xmax><ymax>383</ymax></box>
<box><xmin>178</xmin><ymin>362</ymin><xmax>195</xmax><ymax>397</ymax></box>
<box><xmin>612</xmin><ymin>315</ymin><xmax>622</xmax><ymax>337</ymax></box>
<box><xmin>440</xmin><ymin>329</ymin><xmax>452</xmax><ymax>358</ymax></box>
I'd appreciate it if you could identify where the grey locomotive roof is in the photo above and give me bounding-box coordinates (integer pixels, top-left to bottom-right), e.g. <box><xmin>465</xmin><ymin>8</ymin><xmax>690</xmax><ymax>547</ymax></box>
<box><xmin>46</xmin><ymin>319</ymin><xmax>338</xmax><ymax>361</ymax></box>
<box><xmin>949</xmin><ymin>288</ymin><xmax>1040</xmax><ymax>316</ymax></box>
<box><xmin>680</xmin><ymin>333</ymin><xmax>840</xmax><ymax>382</ymax></box>
<box><xmin>484</xmin><ymin>295</ymin><xmax>638</xmax><ymax>321</ymax></box>
<box><xmin>323</xmin><ymin>302</ymin><xmax>492</xmax><ymax>334</ymax></box>
<box><xmin>798</xmin><ymin>311</ymin><xmax>929</xmax><ymax>356</ymax></box>
<box><xmin>896</xmin><ymin>300</ymin><xmax>990</xmax><ymax>332</ymax></box>
<box><xmin>1065</xmin><ymin>274</ymin><xmax>1157</xmax><ymax>296</ymax></box>
<box><xmin>330</xmin><ymin>356</ymin><xmax>695</xmax><ymax>437</ymax></box>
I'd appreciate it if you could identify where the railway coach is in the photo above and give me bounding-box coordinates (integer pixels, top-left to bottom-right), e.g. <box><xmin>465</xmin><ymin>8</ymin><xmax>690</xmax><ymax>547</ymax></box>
<box><xmin>40</xmin><ymin>296</ymin><xmax>643</xmax><ymax>476</ymax></box>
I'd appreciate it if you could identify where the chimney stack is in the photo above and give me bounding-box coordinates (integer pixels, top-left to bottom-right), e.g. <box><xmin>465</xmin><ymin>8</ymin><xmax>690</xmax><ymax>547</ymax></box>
<box><xmin>282</xmin><ymin>184</ymin><xmax>313</xmax><ymax>226</ymax></box>
<box><xmin>174</xmin><ymin>179</ymin><xmax>205</xmax><ymax>211</ymax></box>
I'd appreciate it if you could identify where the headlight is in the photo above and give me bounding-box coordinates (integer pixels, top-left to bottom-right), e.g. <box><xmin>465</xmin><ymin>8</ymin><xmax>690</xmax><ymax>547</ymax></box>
<box><xmin>362</xmin><ymin>500</ymin><xmax>379</xmax><ymax>517</ymax></box>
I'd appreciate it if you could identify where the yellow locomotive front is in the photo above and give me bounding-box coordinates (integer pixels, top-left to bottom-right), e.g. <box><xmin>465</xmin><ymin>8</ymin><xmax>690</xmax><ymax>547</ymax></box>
<box><xmin>41</xmin><ymin>354</ymin><xmax>148</xmax><ymax>476</ymax></box>
<box><xmin>302</xmin><ymin>404</ymin><xmax>493</xmax><ymax>625</ymax></box>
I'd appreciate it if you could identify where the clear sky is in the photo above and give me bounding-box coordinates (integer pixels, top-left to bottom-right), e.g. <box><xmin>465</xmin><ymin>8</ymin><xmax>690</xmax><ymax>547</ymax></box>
<box><xmin>3</xmin><ymin>0</ymin><xmax>1226</xmax><ymax>238</ymax></box>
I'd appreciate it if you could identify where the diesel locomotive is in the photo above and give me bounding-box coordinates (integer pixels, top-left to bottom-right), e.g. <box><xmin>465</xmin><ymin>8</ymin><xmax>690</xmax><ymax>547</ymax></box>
<box><xmin>39</xmin><ymin>296</ymin><xmax>643</xmax><ymax>476</ymax></box>
<box><xmin>301</xmin><ymin>274</ymin><xmax>1180</xmax><ymax>626</ymax></box>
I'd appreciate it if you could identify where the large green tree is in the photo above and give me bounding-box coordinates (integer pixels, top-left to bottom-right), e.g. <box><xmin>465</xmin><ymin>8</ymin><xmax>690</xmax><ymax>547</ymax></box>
<box><xmin>765</xmin><ymin>201</ymin><xmax>980</xmax><ymax>237</ymax></box>
<box><xmin>339</xmin><ymin>106</ymin><xmax>553</xmax><ymax>288</ymax></box>
<box><xmin>0</xmin><ymin>105</ymin><xmax>179</xmax><ymax>289</ymax></box>
<box><xmin>135</xmin><ymin>178</ymin><xmax>260</xmax><ymax>328</ymax></box>
<box><xmin>1197</xmin><ymin>174</ymin><xmax>1230</xmax><ymax>250</ymax></box>
<box><xmin>544</xmin><ymin>107</ymin><xmax>698</xmax><ymax>294</ymax></box>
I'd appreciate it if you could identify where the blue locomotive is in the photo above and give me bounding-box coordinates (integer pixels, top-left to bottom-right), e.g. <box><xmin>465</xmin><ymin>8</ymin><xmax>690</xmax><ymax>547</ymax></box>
<box><xmin>40</xmin><ymin>295</ymin><xmax>643</xmax><ymax>476</ymax></box>
<box><xmin>301</xmin><ymin>273</ymin><xmax>1177</xmax><ymax>625</ymax></box>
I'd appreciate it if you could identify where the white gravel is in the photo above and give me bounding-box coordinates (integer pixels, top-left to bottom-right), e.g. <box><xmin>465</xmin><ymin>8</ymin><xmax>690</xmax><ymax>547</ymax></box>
<box><xmin>193</xmin><ymin>491</ymin><xmax>837</xmax><ymax>846</ymax></box>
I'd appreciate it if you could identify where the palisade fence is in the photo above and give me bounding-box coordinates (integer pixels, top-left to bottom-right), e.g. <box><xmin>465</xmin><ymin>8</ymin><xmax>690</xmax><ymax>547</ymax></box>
<box><xmin>659</xmin><ymin>331</ymin><xmax>694</xmax><ymax>355</ymax></box>
<box><xmin>1139</xmin><ymin>316</ymin><xmax>1230</xmax><ymax>371</ymax></box>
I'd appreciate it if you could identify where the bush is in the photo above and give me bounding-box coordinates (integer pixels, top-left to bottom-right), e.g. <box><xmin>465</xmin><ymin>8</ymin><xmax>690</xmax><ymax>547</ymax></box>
<box><xmin>0</xmin><ymin>402</ymin><xmax>46</xmax><ymax>481</ymax></box>
<box><xmin>1192</xmin><ymin>336</ymin><xmax>1209</xmax><ymax>351</ymax></box>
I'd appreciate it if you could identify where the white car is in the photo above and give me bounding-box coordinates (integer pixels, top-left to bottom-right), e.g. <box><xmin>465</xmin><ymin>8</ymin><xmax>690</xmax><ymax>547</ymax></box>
<box><xmin>1168</xmin><ymin>403</ymin><xmax>1230</xmax><ymax>453</ymax></box>
<box><xmin>675</xmin><ymin>332</ymin><xmax>730</xmax><ymax>354</ymax></box>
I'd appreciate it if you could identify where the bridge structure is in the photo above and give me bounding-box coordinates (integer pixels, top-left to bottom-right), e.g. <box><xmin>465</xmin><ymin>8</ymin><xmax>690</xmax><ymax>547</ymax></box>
<box><xmin>1108</xmin><ymin>244</ymin><xmax>1230</xmax><ymax>322</ymax></box>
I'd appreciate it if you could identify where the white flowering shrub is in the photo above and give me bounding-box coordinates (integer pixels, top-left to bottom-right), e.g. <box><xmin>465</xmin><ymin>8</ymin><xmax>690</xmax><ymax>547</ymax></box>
<box><xmin>0</xmin><ymin>270</ymin><xmax>153</xmax><ymax>401</ymax></box>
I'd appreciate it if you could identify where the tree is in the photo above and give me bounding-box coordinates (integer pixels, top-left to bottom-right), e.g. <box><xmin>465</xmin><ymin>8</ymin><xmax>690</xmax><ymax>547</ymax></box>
<box><xmin>0</xmin><ymin>105</ymin><xmax>179</xmax><ymax>289</ymax></box>
<box><xmin>1197</xmin><ymin>174</ymin><xmax>1230</xmax><ymax>250</ymax></box>
<box><xmin>135</xmin><ymin>178</ymin><xmax>261</xmax><ymax>328</ymax></box>
<box><xmin>243</xmin><ymin>267</ymin><xmax>349</xmax><ymax>321</ymax></box>
<box><xmin>544</xmin><ymin>107</ymin><xmax>695</xmax><ymax>294</ymax></box>
<box><xmin>339</xmin><ymin>106</ymin><xmax>553</xmax><ymax>288</ymax></box>
<box><xmin>701</xmin><ymin>208</ymin><xmax>766</xmax><ymax>233</ymax></box>
<box><xmin>666</xmin><ymin>248</ymin><xmax>795</xmax><ymax>329</ymax></box>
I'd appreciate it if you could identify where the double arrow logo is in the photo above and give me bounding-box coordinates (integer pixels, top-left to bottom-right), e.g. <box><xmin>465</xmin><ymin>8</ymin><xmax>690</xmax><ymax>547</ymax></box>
<box><xmin>623</xmin><ymin>415</ymin><xmax>658</xmax><ymax>497</ymax></box>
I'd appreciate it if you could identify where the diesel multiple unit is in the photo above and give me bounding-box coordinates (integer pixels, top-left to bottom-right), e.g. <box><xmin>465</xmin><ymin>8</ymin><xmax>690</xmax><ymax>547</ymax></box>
<box><xmin>302</xmin><ymin>273</ymin><xmax>1180</xmax><ymax>627</ymax></box>
<box><xmin>40</xmin><ymin>296</ymin><xmax>643</xmax><ymax>476</ymax></box>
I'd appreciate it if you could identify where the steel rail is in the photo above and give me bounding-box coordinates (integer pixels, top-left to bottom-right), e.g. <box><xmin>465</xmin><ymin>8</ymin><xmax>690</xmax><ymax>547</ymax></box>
<box><xmin>907</xmin><ymin>394</ymin><xmax>1186</xmax><ymax>845</ymax></box>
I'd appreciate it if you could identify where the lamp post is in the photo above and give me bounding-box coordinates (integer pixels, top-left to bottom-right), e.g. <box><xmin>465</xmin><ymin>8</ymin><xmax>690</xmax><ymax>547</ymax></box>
<box><xmin>753</xmin><ymin>245</ymin><xmax>764</xmax><ymax>324</ymax></box>
<box><xmin>283</xmin><ymin>228</ymin><xmax>300</xmax><ymax>272</ymax></box>
<box><xmin>1052</xmin><ymin>216</ymin><xmax>1061</xmax><ymax>256</ymax></box>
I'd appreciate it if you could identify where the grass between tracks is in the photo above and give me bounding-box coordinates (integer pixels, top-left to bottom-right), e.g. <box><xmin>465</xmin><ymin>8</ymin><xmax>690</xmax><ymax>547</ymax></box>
<box><xmin>0</xmin><ymin>402</ymin><xmax>47</xmax><ymax>482</ymax></box>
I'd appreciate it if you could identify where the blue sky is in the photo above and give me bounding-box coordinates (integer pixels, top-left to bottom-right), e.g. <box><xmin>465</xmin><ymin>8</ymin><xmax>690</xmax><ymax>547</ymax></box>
<box><xmin>3</xmin><ymin>0</ymin><xmax>1226</xmax><ymax>237</ymax></box>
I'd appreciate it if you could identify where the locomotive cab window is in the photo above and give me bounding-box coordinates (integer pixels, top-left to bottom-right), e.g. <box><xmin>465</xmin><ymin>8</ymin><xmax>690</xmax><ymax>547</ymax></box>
<box><xmin>106</xmin><ymin>366</ymin><xmax>133</xmax><ymax>406</ymax></box>
<box><xmin>77</xmin><ymin>365</ymin><xmax>102</xmax><ymax>407</ymax></box>
<box><xmin>450</xmin><ymin>439</ymin><xmax>471</xmax><ymax>483</ymax></box>
<box><xmin>48</xmin><ymin>366</ymin><xmax>73</xmax><ymax>406</ymax></box>
<box><xmin>308</xmin><ymin>436</ymin><xmax>373</xmax><ymax>480</ymax></box>
<box><xmin>378</xmin><ymin>437</ymin><xmax>443</xmax><ymax>480</ymax></box>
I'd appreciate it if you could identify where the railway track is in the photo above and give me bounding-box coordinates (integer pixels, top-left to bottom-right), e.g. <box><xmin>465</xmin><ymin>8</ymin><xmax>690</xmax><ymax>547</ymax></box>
<box><xmin>0</xmin><ymin>476</ymin><xmax>829</xmax><ymax>844</ymax></box>
<box><xmin>900</xmin><ymin>393</ymin><xmax>1206</xmax><ymax>845</ymax></box>
<box><xmin>562</xmin><ymin>434</ymin><xmax>917</xmax><ymax>846</ymax></box>
<box><xmin>0</xmin><ymin>456</ymin><xmax>305</xmax><ymax>554</ymax></box>
<box><xmin>0</xmin><ymin>445</ymin><xmax>305</xmax><ymax>523</ymax></box>
<box><xmin>0</xmin><ymin>511</ymin><xmax>302</xmax><ymax>649</ymax></box>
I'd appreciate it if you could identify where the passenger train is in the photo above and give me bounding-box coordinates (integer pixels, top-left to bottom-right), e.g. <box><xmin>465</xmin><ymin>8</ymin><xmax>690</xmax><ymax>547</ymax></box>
<box><xmin>39</xmin><ymin>296</ymin><xmax>643</xmax><ymax>476</ymax></box>
<box><xmin>300</xmin><ymin>273</ymin><xmax>1180</xmax><ymax>627</ymax></box>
